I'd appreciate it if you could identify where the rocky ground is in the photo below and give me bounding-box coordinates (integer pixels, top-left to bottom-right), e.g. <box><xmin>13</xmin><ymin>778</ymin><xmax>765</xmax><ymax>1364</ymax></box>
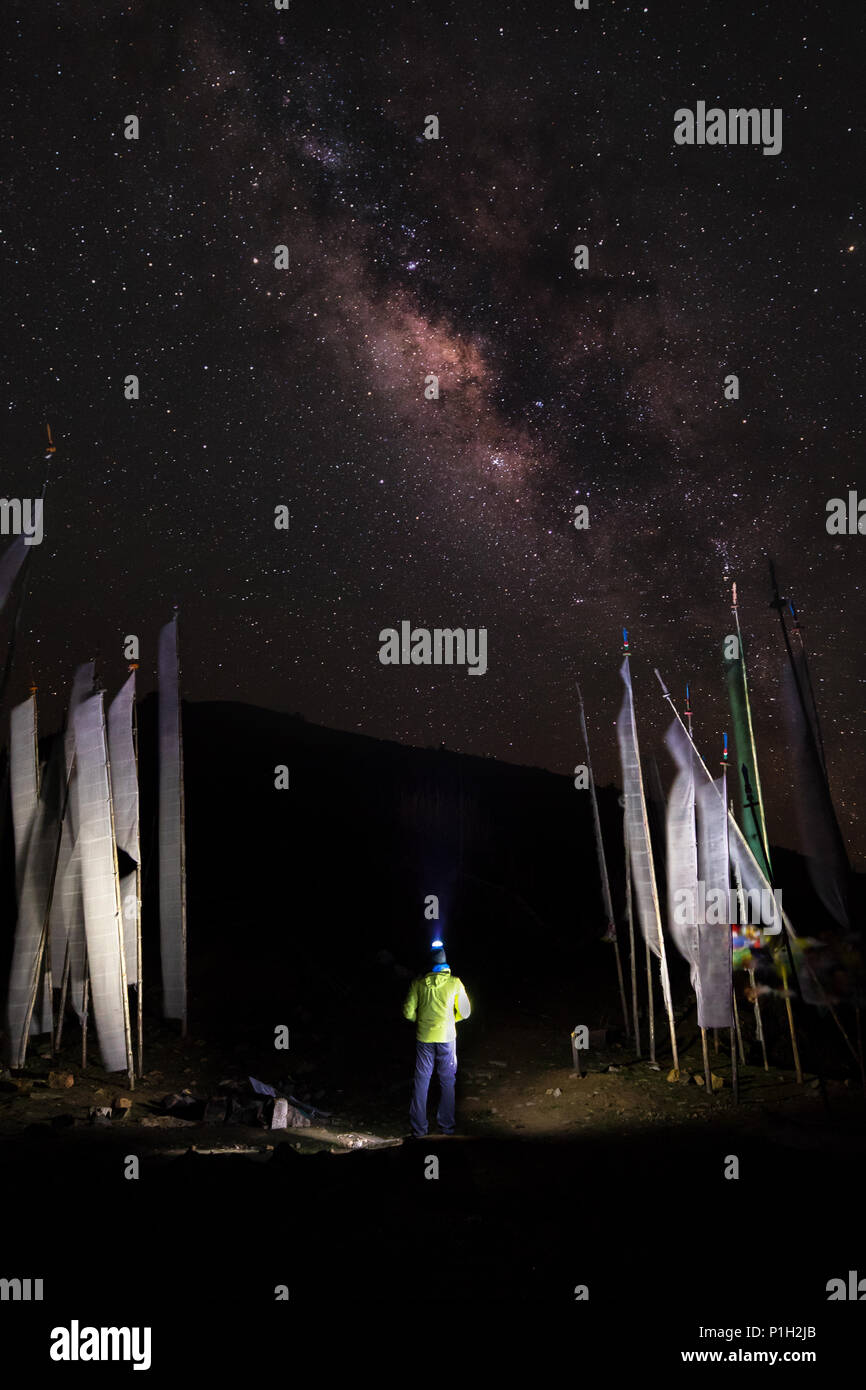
<box><xmin>3</xmin><ymin>987</ymin><xmax>865</xmax><ymax>1368</ymax></box>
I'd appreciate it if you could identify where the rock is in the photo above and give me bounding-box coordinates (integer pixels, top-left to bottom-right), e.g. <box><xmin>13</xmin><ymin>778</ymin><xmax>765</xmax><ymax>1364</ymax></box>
<box><xmin>0</xmin><ymin>1077</ymin><xmax>33</xmax><ymax>1095</ymax></box>
<box><xmin>552</xmin><ymin>1087</ymin><xmax>562</xmax><ymax>1097</ymax></box>
<box><xmin>164</xmin><ymin>1091</ymin><xmax>205</xmax><ymax>1119</ymax></box>
<box><xmin>89</xmin><ymin>1107</ymin><xmax>113</xmax><ymax>1125</ymax></box>
<box><xmin>607</xmin><ymin>1065</ymin><xmax>620</xmax><ymax>1073</ymax></box>
<box><xmin>113</xmin><ymin>1095</ymin><xmax>133</xmax><ymax>1110</ymax></box>
<box><xmin>48</xmin><ymin>1071</ymin><xmax>75</xmax><ymax>1090</ymax></box>
<box><xmin>694</xmin><ymin>1075</ymin><xmax>705</xmax><ymax>1087</ymax></box>
<box><xmin>711</xmin><ymin>1073</ymin><xmax>724</xmax><ymax>1091</ymax></box>
<box><xmin>271</xmin><ymin>1098</ymin><xmax>289</xmax><ymax>1130</ymax></box>
<box><xmin>666</xmin><ymin>1068</ymin><xmax>680</xmax><ymax>1083</ymax></box>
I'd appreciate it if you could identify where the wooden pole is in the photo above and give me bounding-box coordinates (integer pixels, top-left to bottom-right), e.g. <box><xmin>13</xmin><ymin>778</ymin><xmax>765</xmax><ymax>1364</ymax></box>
<box><xmin>730</xmin><ymin>846</ymin><xmax>754</xmax><ymax>1069</ymax></box>
<box><xmin>749</xmin><ymin>969</ymin><xmax>769</xmax><ymax>1071</ymax></box>
<box><xmin>780</xmin><ymin>961</ymin><xmax>803</xmax><ymax>1084</ymax></box>
<box><xmin>733</xmin><ymin>988</ymin><xmax>745</xmax><ymax>1065</ymax></box>
<box><xmin>135</xmin><ymin>872</ymin><xmax>143</xmax><ymax>1075</ymax></box>
<box><xmin>721</xmin><ymin>748</ymin><xmax>738</xmax><ymax>1102</ymax></box>
<box><xmin>625</xmin><ymin>835</ymin><xmax>641</xmax><ymax>1058</ymax></box>
<box><xmin>44</xmin><ymin>951</ymin><xmax>54</xmax><ymax>1054</ymax></box>
<box><xmin>645</xmin><ymin>933</ymin><xmax>656</xmax><ymax>1064</ymax></box>
<box><xmin>81</xmin><ymin>963</ymin><xmax>89</xmax><ymax>1071</ymax></box>
<box><xmin>104</xmin><ymin>690</ymin><xmax>135</xmax><ymax>1092</ymax></box>
<box><xmin>701</xmin><ymin>1027</ymin><xmax>711</xmax><ymax>1092</ymax></box>
<box><xmin>55</xmin><ymin>937</ymin><xmax>71</xmax><ymax>1052</ymax></box>
<box><xmin>177</xmin><ymin>614</ymin><xmax>188</xmax><ymax>1040</ymax></box>
<box><xmin>578</xmin><ymin>683</ymin><xmax>630</xmax><ymax>1037</ymax></box>
<box><xmin>131</xmin><ymin>672</ymin><xmax>143</xmax><ymax>1077</ymax></box>
<box><xmin>612</xmin><ymin>935</ymin><xmax>629</xmax><ymax>1040</ymax></box>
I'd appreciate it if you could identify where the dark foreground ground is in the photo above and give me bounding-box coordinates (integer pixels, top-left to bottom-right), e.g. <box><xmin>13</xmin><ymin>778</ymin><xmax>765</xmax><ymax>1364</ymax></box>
<box><xmin>3</xmin><ymin>947</ymin><xmax>866</xmax><ymax>1374</ymax></box>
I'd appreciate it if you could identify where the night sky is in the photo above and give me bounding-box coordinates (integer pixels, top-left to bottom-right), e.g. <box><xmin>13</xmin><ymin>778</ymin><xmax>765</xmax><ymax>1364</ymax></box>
<box><xmin>3</xmin><ymin>2</ymin><xmax>864</xmax><ymax>860</ymax></box>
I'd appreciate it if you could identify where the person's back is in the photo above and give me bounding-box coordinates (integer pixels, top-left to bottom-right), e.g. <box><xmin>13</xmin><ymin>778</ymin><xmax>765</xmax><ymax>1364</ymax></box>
<box><xmin>404</xmin><ymin>968</ymin><xmax>471</xmax><ymax>1043</ymax></box>
<box><xmin>403</xmin><ymin>948</ymin><xmax>471</xmax><ymax>1138</ymax></box>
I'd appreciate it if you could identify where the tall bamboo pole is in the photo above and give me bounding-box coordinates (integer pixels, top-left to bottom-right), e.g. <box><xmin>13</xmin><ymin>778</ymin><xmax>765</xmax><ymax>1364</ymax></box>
<box><xmin>701</xmin><ymin>1028</ymin><xmax>711</xmax><ymax>1091</ymax></box>
<box><xmin>645</xmin><ymin>933</ymin><xmax>656</xmax><ymax>1064</ymax></box>
<box><xmin>749</xmin><ymin>968</ymin><xmax>769</xmax><ymax>1071</ymax></box>
<box><xmin>81</xmin><ymin>962</ymin><xmax>89</xmax><ymax>1070</ymax></box>
<box><xmin>577</xmin><ymin>683</ymin><xmax>630</xmax><ymax>1036</ymax></box>
<box><xmin>733</xmin><ymin>991</ymin><xmax>745</xmax><ymax>1065</ymax></box>
<box><xmin>731</xmin><ymin>584</ymin><xmax>772</xmax><ymax>878</ymax></box>
<box><xmin>55</xmin><ymin>940</ymin><xmax>71</xmax><ymax>1052</ymax></box>
<box><xmin>780</xmin><ymin>961</ymin><xmax>802</xmax><ymax>1084</ymax></box>
<box><xmin>625</xmin><ymin>831</ymin><xmax>640</xmax><ymax>1057</ymax></box>
<box><xmin>130</xmin><ymin>669</ymin><xmax>143</xmax><ymax>1076</ymax></box>
<box><xmin>177</xmin><ymin>614</ymin><xmax>188</xmax><ymax>1039</ymax></box>
<box><xmin>721</xmin><ymin>737</ymin><xmax>739</xmax><ymax>1102</ymax></box>
<box><xmin>727</xmin><ymin>828</ymin><xmax>747</xmax><ymax>1069</ymax></box>
<box><xmin>731</xmin><ymin>842</ymin><xmax>766</xmax><ymax>1068</ymax></box>
<box><xmin>685</xmin><ymin>688</ymin><xmax>713</xmax><ymax>1093</ymax></box>
<box><xmin>104</xmin><ymin>688</ymin><xmax>135</xmax><ymax>1091</ymax></box>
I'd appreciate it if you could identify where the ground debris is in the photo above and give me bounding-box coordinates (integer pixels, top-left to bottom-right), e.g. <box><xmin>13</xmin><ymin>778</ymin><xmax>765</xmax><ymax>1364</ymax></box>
<box><xmin>331</xmin><ymin>1132</ymin><xmax>399</xmax><ymax>1150</ymax></box>
<box><xmin>48</xmin><ymin>1071</ymin><xmax>75</xmax><ymax>1090</ymax></box>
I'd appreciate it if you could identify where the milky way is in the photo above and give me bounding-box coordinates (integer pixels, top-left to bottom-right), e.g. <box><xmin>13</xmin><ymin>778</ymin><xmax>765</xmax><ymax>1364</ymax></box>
<box><xmin>3</xmin><ymin>1</ymin><xmax>864</xmax><ymax>858</ymax></box>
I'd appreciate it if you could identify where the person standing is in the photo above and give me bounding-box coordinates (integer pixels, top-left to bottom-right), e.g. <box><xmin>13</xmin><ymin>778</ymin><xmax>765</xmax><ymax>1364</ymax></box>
<box><xmin>402</xmin><ymin>947</ymin><xmax>471</xmax><ymax>1138</ymax></box>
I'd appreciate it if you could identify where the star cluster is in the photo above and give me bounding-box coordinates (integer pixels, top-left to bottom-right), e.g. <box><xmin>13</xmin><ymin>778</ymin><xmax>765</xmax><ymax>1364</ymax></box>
<box><xmin>2</xmin><ymin>0</ymin><xmax>864</xmax><ymax>859</ymax></box>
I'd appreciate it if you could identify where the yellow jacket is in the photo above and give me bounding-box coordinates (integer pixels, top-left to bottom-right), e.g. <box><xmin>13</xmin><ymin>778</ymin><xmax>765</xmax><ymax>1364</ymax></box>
<box><xmin>403</xmin><ymin>970</ymin><xmax>471</xmax><ymax>1043</ymax></box>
